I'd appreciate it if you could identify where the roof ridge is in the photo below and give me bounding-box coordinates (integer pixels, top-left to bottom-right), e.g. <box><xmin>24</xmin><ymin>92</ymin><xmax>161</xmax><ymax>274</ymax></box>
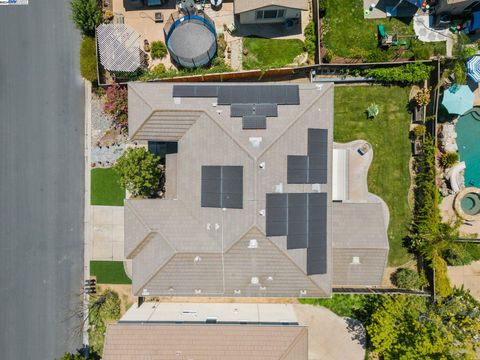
<box><xmin>279</xmin><ymin>326</ymin><xmax>308</xmax><ymax>360</ymax></box>
<box><xmin>124</xmin><ymin>201</ymin><xmax>154</xmax><ymax>258</ymax></box>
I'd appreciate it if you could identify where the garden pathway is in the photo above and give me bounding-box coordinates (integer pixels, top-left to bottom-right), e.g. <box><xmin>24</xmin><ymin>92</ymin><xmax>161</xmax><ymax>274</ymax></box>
<box><xmin>229</xmin><ymin>37</ymin><xmax>243</xmax><ymax>71</ymax></box>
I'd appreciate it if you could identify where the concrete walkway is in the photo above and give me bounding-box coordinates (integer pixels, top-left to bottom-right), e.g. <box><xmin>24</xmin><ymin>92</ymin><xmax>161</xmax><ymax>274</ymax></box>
<box><xmin>90</xmin><ymin>206</ymin><xmax>125</xmax><ymax>260</ymax></box>
<box><xmin>293</xmin><ymin>304</ymin><xmax>365</xmax><ymax>360</ymax></box>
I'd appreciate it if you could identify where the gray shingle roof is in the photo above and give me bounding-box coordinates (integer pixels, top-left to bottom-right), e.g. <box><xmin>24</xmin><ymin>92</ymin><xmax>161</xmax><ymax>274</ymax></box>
<box><xmin>103</xmin><ymin>323</ymin><xmax>308</xmax><ymax>360</ymax></box>
<box><xmin>126</xmin><ymin>83</ymin><xmax>334</xmax><ymax>298</ymax></box>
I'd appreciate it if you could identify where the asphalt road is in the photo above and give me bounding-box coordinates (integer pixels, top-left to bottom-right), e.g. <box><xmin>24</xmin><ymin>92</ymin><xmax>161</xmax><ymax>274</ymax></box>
<box><xmin>0</xmin><ymin>1</ymin><xmax>85</xmax><ymax>359</ymax></box>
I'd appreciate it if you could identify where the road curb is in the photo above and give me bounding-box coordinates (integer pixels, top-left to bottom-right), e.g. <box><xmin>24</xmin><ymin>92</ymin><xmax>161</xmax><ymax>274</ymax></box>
<box><xmin>83</xmin><ymin>80</ymin><xmax>92</xmax><ymax>346</ymax></box>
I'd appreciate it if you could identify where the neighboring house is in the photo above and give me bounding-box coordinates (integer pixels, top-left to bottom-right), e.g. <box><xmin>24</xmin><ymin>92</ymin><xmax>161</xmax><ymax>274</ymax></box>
<box><xmin>433</xmin><ymin>0</ymin><xmax>480</xmax><ymax>15</ymax></box>
<box><xmin>103</xmin><ymin>302</ymin><xmax>308</xmax><ymax>360</ymax></box>
<box><xmin>125</xmin><ymin>82</ymin><xmax>389</xmax><ymax>298</ymax></box>
<box><xmin>234</xmin><ymin>0</ymin><xmax>308</xmax><ymax>24</ymax></box>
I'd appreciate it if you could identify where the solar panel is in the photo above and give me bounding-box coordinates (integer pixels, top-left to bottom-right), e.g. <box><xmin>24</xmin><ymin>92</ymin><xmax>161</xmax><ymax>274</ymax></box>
<box><xmin>173</xmin><ymin>85</ymin><xmax>219</xmax><ymax>98</ymax></box>
<box><xmin>266</xmin><ymin>192</ymin><xmax>328</xmax><ymax>275</ymax></box>
<box><xmin>308</xmin><ymin>129</ymin><xmax>328</xmax><ymax>155</ymax></box>
<box><xmin>266</xmin><ymin>193</ymin><xmax>288</xmax><ymax>236</ymax></box>
<box><xmin>242</xmin><ymin>115</ymin><xmax>266</xmax><ymax>130</ymax></box>
<box><xmin>230</xmin><ymin>104</ymin><xmax>278</xmax><ymax>117</ymax></box>
<box><xmin>287</xmin><ymin>156</ymin><xmax>308</xmax><ymax>184</ymax></box>
<box><xmin>201</xmin><ymin>166</ymin><xmax>243</xmax><ymax>209</ymax></box>
<box><xmin>217</xmin><ymin>85</ymin><xmax>299</xmax><ymax>105</ymax></box>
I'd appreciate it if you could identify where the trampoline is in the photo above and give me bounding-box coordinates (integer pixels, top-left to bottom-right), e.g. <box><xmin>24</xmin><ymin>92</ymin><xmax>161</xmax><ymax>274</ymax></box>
<box><xmin>164</xmin><ymin>12</ymin><xmax>217</xmax><ymax>68</ymax></box>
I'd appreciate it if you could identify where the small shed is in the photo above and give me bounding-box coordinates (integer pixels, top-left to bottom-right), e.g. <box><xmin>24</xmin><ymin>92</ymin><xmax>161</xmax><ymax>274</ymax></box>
<box><xmin>96</xmin><ymin>24</ymin><xmax>141</xmax><ymax>73</ymax></box>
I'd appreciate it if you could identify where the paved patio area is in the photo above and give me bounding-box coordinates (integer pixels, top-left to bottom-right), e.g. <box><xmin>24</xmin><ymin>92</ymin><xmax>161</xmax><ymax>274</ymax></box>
<box><xmin>440</xmin><ymin>194</ymin><xmax>480</xmax><ymax>236</ymax></box>
<box><xmin>363</xmin><ymin>0</ymin><xmax>420</xmax><ymax>19</ymax></box>
<box><xmin>448</xmin><ymin>260</ymin><xmax>480</xmax><ymax>300</ymax></box>
<box><xmin>293</xmin><ymin>304</ymin><xmax>365</xmax><ymax>360</ymax></box>
<box><xmin>91</xmin><ymin>206</ymin><xmax>125</xmax><ymax>260</ymax></box>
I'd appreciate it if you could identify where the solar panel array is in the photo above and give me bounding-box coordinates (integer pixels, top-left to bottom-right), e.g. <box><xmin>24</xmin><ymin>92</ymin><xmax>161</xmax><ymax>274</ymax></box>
<box><xmin>265</xmin><ymin>192</ymin><xmax>327</xmax><ymax>275</ymax></box>
<box><xmin>172</xmin><ymin>84</ymin><xmax>299</xmax><ymax>130</ymax></box>
<box><xmin>201</xmin><ymin>166</ymin><xmax>243</xmax><ymax>209</ymax></box>
<box><xmin>287</xmin><ymin>129</ymin><xmax>328</xmax><ymax>184</ymax></box>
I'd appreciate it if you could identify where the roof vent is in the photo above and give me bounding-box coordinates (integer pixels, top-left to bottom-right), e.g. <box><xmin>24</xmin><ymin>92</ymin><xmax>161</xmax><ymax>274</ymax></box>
<box><xmin>173</xmin><ymin>97</ymin><xmax>181</xmax><ymax>105</ymax></box>
<box><xmin>195</xmin><ymin>289</ymin><xmax>202</xmax><ymax>294</ymax></box>
<box><xmin>267</xmin><ymin>276</ymin><xmax>273</xmax><ymax>281</ymax></box>
<box><xmin>259</xmin><ymin>209</ymin><xmax>265</xmax><ymax>216</ymax></box>
<box><xmin>142</xmin><ymin>288</ymin><xmax>150</xmax><ymax>296</ymax></box>
<box><xmin>300</xmin><ymin>289</ymin><xmax>307</xmax><ymax>296</ymax></box>
<box><xmin>206</xmin><ymin>223</ymin><xmax>211</xmax><ymax>230</ymax></box>
<box><xmin>248</xmin><ymin>239</ymin><xmax>258</xmax><ymax>249</ymax></box>
<box><xmin>259</xmin><ymin>162</ymin><xmax>266</xmax><ymax>169</ymax></box>
<box><xmin>312</xmin><ymin>183</ymin><xmax>321</xmax><ymax>192</ymax></box>
<box><xmin>234</xmin><ymin>289</ymin><xmax>241</xmax><ymax>294</ymax></box>
<box><xmin>251</xmin><ymin>277</ymin><xmax>259</xmax><ymax>285</ymax></box>
<box><xmin>249</xmin><ymin>137</ymin><xmax>262</xmax><ymax>148</ymax></box>
<box><xmin>260</xmin><ymin>286</ymin><xmax>267</xmax><ymax>291</ymax></box>
<box><xmin>175</xmin><ymin>350</ymin><xmax>182</xmax><ymax>356</ymax></box>
<box><xmin>275</xmin><ymin>183</ymin><xmax>283</xmax><ymax>193</ymax></box>
<box><xmin>351</xmin><ymin>256</ymin><xmax>361</xmax><ymax>265</ymax></box>
<box><xmin>168</xmin><ymin>287</ymin><xmax>175</xmax><ymax>292</ymax></box>
<box><xmin>194</xmin><ymin>256</ymin><xmax>202</xmax><ymax>263</ymax></box>
<box><xmin>215</xmin><ymin>223</ymin><xmax>220</xmax><ymax>230</ymax></box>
<box><xmin>212</xmin><ymin>102</ymin><xmax>217</xmax><ymax>107</ymax></box>
<box><xmin>216</xmin><ymin>109</ymin><xmax>223</xmax><ymax>114</ymax></box>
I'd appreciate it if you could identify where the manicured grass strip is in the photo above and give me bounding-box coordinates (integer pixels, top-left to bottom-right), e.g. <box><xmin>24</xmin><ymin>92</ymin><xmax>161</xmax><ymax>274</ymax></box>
<box><xmin>90</xmin><ymin>261</ymin><xmax>132</xmax><ymax>284</ymax></box>
<box><xmin>334</xmin><ymin>85</ymin><xmax>412</xmax><ymax>266</ymax></box>
<box><xmin>243</xmin><ymin>37</ymin><xmax>305</xmax><ymax>70</ymax></box>
<box><xmin>91</xmin><ymin>168</ymin><xmax>125</xmax><ymax>206</ymax></box>
<box><xmin>299</xmin><ymin>295</ymin><xmax>367</xmax><ymax>318</ymax></box>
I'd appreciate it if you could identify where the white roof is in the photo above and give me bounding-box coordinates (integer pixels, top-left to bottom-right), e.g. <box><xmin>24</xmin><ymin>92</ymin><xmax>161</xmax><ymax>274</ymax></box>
<box><xmin>96</xmin><ymin>24</ymin><xmax>141</xmax><ymax>72</ymax></box>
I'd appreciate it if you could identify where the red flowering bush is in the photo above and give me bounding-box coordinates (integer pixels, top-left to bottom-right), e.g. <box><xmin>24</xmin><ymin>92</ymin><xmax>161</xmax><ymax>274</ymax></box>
<box><xmin>103</xmin><ymin>82</ymin><xmax>128</xmax><ymax>128</ymax></box>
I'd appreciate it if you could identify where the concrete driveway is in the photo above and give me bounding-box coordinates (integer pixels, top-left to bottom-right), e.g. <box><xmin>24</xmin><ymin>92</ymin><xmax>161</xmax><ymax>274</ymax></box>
<box><xmin>293</xmin><ymin>304</ymin><xmax>366</xmax><ymax>360</ymax></box>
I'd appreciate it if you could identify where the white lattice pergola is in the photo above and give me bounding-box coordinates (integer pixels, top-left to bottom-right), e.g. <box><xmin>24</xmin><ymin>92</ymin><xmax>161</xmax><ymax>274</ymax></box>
<box><xmin>96</xmin><ymin>24</ymin><xmax>141</xmax><ymax>72</ymax></box>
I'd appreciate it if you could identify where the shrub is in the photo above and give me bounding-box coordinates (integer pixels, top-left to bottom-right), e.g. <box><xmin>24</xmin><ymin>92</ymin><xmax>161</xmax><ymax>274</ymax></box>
<box><xmin>440</xmin><ymin>152</ymin><xmax>459</xmax><ymax>168</ymax></box>
<box><xmin>148</xmin><ymin>63</ymin><xmax>166</xmax><ymax>78</ymax></box>
<box><xmin>414</xmin><ymin>87</ymin><xmax>431</xmax><ymax>107</ymax></box>
<box><xmin>80</xmin><ymin>36</ymin><xmax>97</xmax><ymax>82</ymax></box>
<box><xmin>150</xmin><ymin>41</ymin><xmax>167</xmax><ymax>59</ymax></box>
<box><xmin>461</xmin><ymin>46</ymin><xmax>477</xmax><ymax>59</ymax></box>
<box><xmin>364</xmin><ymin>63</ymin><xmax>433</xmax><ymax>84</ymax></box>
<box><xmin>103</xmin><ymin>83</ymin><xmax>128</xmax><ymax>128</ymax></box>
<box><xmin>350</xmin><ymin>47</ymin><xmax>369</xmax><ymax>61</ymax></box>
<box><xmin>410</xmin><ymin>40</ymin><xmax>433</xmax><ymax>60</ymax></box>
<box><xmin>431</xmin><ymin>254</ymin><xmax>453</xmax><ymax>297</ymax></box>
<box><xmin>113</xmin><ymin>147</ymin><xmax>163</xmax><ymax>198</ymax></box>
<box><xmin>71</xmin><ymin>0</ymin><xmax>102</xmax><ymax>37</ymax></box>
<box><xmin>303</xmin><ymin>21</ymin><xmax>316</xmax><ymax>60</ymax></box>
<box><xmin>413</xmin><ymin>124</ymin><xmax>426</xmax><ymax>137</ymax></box>
<box><xmin>445</xmin><ymin>242</ymin><xmax>480</xmax><ymax>266</ymax></box>
<box><xmin>366</xmin><ymin>49</ymin><xmax>392</xmax><ymax>63</ymax></box>
<box><xmin>391</xmin><ymin>268</ymin><xmax>423</xmax><ymax>289</ymax></box>
<box><xmin>453</xmin><ymin>61</ymin><xmax>467</xmax><ymax>84</ymax></box>
<box><xmin>323</xmin><ymin>49</ymin><xmax>333</xmax><ymax>63</ymax></box>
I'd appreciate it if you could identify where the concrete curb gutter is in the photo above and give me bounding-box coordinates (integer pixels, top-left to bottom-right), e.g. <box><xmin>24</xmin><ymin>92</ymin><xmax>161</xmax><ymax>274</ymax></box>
<box><xmin>83</xmin><ymin>80</ymin><xmax>92</xmax><ymax>346</ymax></box>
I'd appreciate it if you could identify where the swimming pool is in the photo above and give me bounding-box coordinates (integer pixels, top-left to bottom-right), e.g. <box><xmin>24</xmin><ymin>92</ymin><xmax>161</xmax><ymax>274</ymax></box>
<box><xmin>457</xmin><ymin>109</ymin><xmax>480</xmax><ymax>187</ymax></box>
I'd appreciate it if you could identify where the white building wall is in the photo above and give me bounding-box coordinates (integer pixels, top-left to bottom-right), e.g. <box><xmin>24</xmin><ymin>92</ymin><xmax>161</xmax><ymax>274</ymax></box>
<box><xmin>239</xmin><ymin>6</ymin><xmax>301</xmax><ymax>24</ymax></box>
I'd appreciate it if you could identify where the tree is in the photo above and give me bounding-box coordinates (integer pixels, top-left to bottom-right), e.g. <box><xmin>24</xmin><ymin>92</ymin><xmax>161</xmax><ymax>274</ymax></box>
<box><xmin>71</xmin><ymin>0</ymin><xmax>102</xmax><ymax>37</ymax></box>
<box><xmin>367</xmin><ymin>291</ymin><xmax>480</xmax><ymax>359</ymax></box>
<box><xmin>150</xmin><ymin>41</ymin><xmax>168</xmax><ymax>59</ymax></box>
<box><xmin>113</xmin><ymin>147</ymin><xmax>163</xmax><ymax>198</ymax></box>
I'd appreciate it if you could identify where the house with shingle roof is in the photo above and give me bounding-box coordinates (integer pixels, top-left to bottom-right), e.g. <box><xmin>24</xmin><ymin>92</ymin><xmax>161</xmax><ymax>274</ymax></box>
<box><xmin>125</xmin><ymin>82</ymin><xmax>389</xmax><ymax>298</ymax></box>
<box><xmin>234</xmin><ymin>0</ymin><xmax>309</xmax><ymax>25</ymax></box>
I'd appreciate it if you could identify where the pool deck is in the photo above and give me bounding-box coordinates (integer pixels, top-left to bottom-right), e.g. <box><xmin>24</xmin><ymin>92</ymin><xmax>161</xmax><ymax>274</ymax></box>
<box><xmin>440</xmin><ymin>194</ymin><xmax>480</xmax><ymax>237</ymax></box>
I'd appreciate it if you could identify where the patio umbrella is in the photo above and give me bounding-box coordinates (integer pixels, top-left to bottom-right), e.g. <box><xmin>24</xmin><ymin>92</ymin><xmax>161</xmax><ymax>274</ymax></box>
<box><xmin>442</xmin><ymin>85</ymin><xmax>474</xmax><ymax>115</ymax></box>
<box><xmin>467</xmin><ymin>56</ymin><xmax>480</xmax><ymax>82</ymax></box>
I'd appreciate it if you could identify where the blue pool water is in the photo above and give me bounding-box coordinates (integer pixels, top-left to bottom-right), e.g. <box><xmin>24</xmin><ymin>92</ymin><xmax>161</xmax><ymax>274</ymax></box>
<box><xmin>457</xmin><ymin>110</ymin><xmax>480</xmax><ymax>187</ymax></box>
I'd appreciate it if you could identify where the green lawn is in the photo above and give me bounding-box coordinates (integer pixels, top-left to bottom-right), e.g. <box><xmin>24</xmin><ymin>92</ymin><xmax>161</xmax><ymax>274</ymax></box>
<box><xmin>322</xmin><ymin>0</ymin><xmax>445</xmax><ymax>61</ymax></box>
<box><xmin>243</xmin><ymin>37</ymin><xmax>305</xmax><ymax>70</ymax></box>
<box><xmin>91</xmin><ymin>168</ymin><xmax>125</xmax><ymax>206</ymax></box>
<box><xmin>334</xmin><ymin>85</ymin><xmax>412</xmax><ymax>265</ymax></box>
<box><xmin>299</xmin><ymin>295</ymin><xmax>368</xmax><ymax>318</ymax></box>
<box><xmin>90</xmin><ymin>261</ymin><xmax>132</xmax><ymax>284</ymax></box>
